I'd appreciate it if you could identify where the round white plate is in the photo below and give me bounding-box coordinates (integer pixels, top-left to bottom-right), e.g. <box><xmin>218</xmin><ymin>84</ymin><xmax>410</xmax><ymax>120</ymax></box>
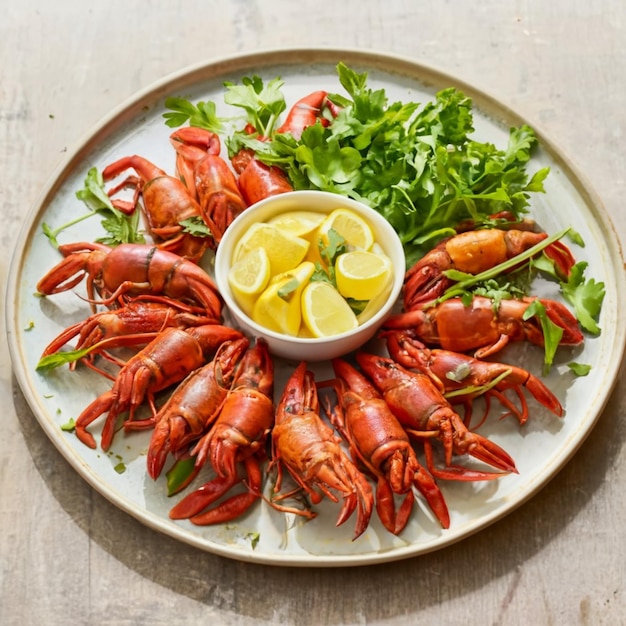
<box><xmin>6</xmin><ymin>49</ymin><xmax>626</xmax><ymax>567</ymax></box>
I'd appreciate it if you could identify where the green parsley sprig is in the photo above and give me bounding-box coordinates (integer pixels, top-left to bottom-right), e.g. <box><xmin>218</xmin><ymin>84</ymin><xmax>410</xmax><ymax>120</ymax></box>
<box><xmin>42</xmin><ymin>167</ymin><xmax>145</xmax><ymax>248</ymax></box>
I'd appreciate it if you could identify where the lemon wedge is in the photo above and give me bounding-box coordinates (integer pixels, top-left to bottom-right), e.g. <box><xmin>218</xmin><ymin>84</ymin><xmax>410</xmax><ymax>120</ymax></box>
<box><xmin>356</xmin><ymin>270</ymin><xmax>394</xmax><ymax>325</ymax></box>
<box><xmin>301</xmin><ymin>281</ymin><xmax>359</xmax><ymax>338</ymax></box>
<box><xmin>317</xmin><ymin>208</ymin><xmax>375</xmax><ymax>253</ymax></box>
<box><xmin>233</xmin><ymin>223</ymin><xmax>310</xmax><ymax>277</ymax></box>
<box><xmin>266</xmin><ymin>210</ymin><xmax>325</xmax><ymax>240</ymax></box>
<box><xmin>335</xmin><ymin>250</ymin><xmax>392</xmax><ymax>301</ymax></box>
<box><xmin>251</xmin><ymin>261</ymin><xmax>315</xmax><ymax>336</ymax></box>
<box><xmin>227</xmin><ymin>247</ymin><xmax>271</xmax><ymax>316</ymax></box>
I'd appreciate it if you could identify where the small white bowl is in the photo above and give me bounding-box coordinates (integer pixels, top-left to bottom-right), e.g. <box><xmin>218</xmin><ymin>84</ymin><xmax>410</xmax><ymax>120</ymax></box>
<box><xmin>214</xmin><ymin>190</ymin><xmax>405</xmax><ymax>361</ymax></box>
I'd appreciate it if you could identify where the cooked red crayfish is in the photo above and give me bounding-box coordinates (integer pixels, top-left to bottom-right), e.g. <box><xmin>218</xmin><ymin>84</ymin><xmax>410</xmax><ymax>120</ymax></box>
<box><xmin>102</xmin><ymin>154</ymin><xmax>210</xmax><ymax>262</ymax></box>
<box><xmin>403</xmin><ymin>228</ymin><xmax>576</xmax><ymax>309</ymax></box>
<box><xmin>169</xmin><ymin>338</ymin><xmax>275</xmax><ymax>525</ymax></box>
<box><xmin>355</xmin><ymin>352</ymin><xmax>517</xmax><ymax>481</ymax></box>
<box><xmin>231</xmin><ymin>148</ymin><xmax>293</xmax><ymax>206</ymax></box>
<box><xmin>41</xmin><ymin>296</ymin><xmax>218</xmax><ymax>368</ymax></box>
<box><xmin>74</xmin><ymin>324</ymin><xmax>242</xmax><ymax>450</ymax></box>
<box><xmin>326</xmin><ymin>358</ymin><xmax>450</xmax><ymax>535</ymax></box>
<box><xmin>383</xmin><ymin>329</ymin><xmax>563</xmax><ymax>424</ymax></box>
<box><xmin>169</xmin><ymin>127</ymin><xmax>248</xmax><ymax>247</ymax></box>
<box><xmin>276</xmin><ymin>90</ymin><xmax>339</xmax><ymax>139</ymax></box>
<box><xmin>37</xmin><ymin>242</ymin><xmax>222</xmax><ymax>319</ymax></box>
<box><xmin>269</xmin><ymin>361</ymin><xmax>373</xmax><ymax>540</ymax></box>
<box><xmin>384</xmin><ymin>295</ymin><xmax>584</xmax><ymax>359</ymax></box>
<box><xmin>146</xmin><ymin>336</ymin><xmax>250</xmax><ymax>480</ymax></box>
<box><xmin>167</xmin><ymin>126</ymin><xmax>221</xmax><ymax>197</ymax></box>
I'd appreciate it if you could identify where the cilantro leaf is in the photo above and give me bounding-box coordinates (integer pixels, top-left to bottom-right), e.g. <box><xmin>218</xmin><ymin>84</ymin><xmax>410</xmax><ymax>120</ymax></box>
<box><xmin>560</xmin><ymin>261</ymin><xmax>605</xmax><ymax>334</ymax></box>
<box><xmin>163</xmin><ymin>97</ymin><xmax>224</xmax><ymax>132</ymax></box>
<box><xmin>179</xmin><ymin>216</ymin><xmax>213</xmax><ymax>238</ymax></box>
<box><xmin>42</xmin><ymin>167</ymin><xmax>145</xmax><ymax>247</ymax></box>
<box><xmin>223</xmin><ymin>75</ymin><xmax>286</xmax><ymax>137</ymax></box>
<box><xmin>522</xmin><ymin>299</ymin><xmax>564</xmax><ymax>374</ymax></box>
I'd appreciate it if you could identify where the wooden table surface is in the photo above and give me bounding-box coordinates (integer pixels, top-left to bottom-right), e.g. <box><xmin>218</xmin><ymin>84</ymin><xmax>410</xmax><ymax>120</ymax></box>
<box><xmin>2</xmin><ymin>2</ymin><xmax>625</xmax><ymax>624</ymax></box>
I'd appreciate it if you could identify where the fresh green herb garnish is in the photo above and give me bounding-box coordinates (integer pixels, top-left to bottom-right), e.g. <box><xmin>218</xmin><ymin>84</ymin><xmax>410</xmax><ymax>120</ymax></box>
<box><xmin>42</xmin><ymin>167</ymin><xmax>145</xmax><ymax>247</ymax></box>
<box><xmin>179</xmin><ymin>216</ymin><xmax>214</xmax><ymax>238</ymax></box>
<box><xmin>60</xmin><ymin>418</ymin><xmax>76</xmax><ymax>432</ymax></box>
<box><xmin>223</xmin><ymin>75</ymin><xmax>286</xmax><ymax>139</ymax></box>
<box><xmin>443</xmin><ymin>369</ymin><xmax>512</xmax><ymax>400</ymax></box>
<box><xmin>277</xmin><ymin>278</ymin><xmax>300</xmax><ymax>300</ymax></box>
<box><xmin>36</xmin><ymin>345</ymin><xmax>99</xmax><ymax>372</ymax></box>
<box><xmin>522</xmin><ymin>299</ymin><xmax>564</xmax><ymax>375</ymax></box>
<box><xmin>166</xmin><ymin>456</ymin><xmax>198</xmax><ymax>496</ymax></box>
<box><xmin>568</xmin><ymin>362</ymin><xmax>592</xmax><ymax>376</ymax></box>
<box><xmin>113</xmin><ymin>462</ymin><xmax>127</xmax><ymax>474</ymax></box>
<box><xmin>246</xmin><ymin>532</ymin><xmax>260</xmax><ymax>549</ymax></box>
<box><xmin>163</xmin><ymin>97</ymin><xmax>224</xmax><ymax>132</ymax></box>
<box><xmin>560</xmin><ymin>261</ymin><xmax>605</xmax><ymax>335</ymax></box>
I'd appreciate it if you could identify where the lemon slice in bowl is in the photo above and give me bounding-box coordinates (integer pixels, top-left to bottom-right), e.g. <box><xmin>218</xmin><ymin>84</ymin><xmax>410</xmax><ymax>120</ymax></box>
<box><xmin>266</xmin><ymin>210</ymin><xmax>325</xmax><ymax>240</ymax></box>
<box><xmin>252</xmin><ymin>261</ymin><xmax>315</xmax><ymax>336</ymax></box>
<box><xmin>356</xmin><ymin>270</ymin><xmax>394</xmax><ymax>325</ymax></box>
<box><xmin>317</xmin><ymin>207</ymin><xmax>375</xmax><ymax>252</ymax></box>
<box><xmin>233</xmin><ymin>223</ymin><xmax>310</xmax><ymax>276</ymax></box>
<box><xmin>227</xmin><ymin>247</ymin><xmax>271</xmax><ymax>316</ymax></box>
<box><xmin>301</xmin><ymin>281</ymin><xmax>359</xmax><ymax>338</ymax></box>
<box><xmin>335</xmin><ymin>250</ymin><xmax>392</xmax><ymax>301</ymax></box>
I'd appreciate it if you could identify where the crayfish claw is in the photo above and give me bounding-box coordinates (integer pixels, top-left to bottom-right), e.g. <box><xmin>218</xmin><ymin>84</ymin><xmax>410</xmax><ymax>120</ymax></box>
<box><xmin>169</xmin><ymin>475</ymin><xmax>239</xmax><ymax>520</ymax></box>
<box><xmin>190</xmin><ymin>492</ymin><xmax>259</xmax><ymax>526</ymax></box>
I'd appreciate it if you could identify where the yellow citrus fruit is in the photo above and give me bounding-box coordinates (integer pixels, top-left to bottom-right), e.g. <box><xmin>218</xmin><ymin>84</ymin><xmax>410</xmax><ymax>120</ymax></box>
<box><xmin>316</xmin><ymin>208</ymin><xmax>375</xmax><ymax>253</ymax></box>
<box><xmin>251</xmin><ymin>261</ymin><xmax>315</xmax><ymax>336</ymax></box>
<box><xmin>227</xmin><ymin>247</ymin><xmax>271</xmax><ymax>316</ymax></box>
<box><xmin>266</xmin><ymin>210</ymin><xmax>326</xmax><ymax>240</ymax></box>
<box><xmin>301</xmin><ymin>281</ymin><xmax>359</xmax><ymax>338</ymax></box>
<box><xmin>335</xmin><ymin>250</ymin><xmax>393</xmax><ymax>301</ymax></box>
<box><xmin>233</xmin><ymin>223</ymin><xmax>310</xmax><ymax>277</ymax></box>
<box><xmin>356</xmin><ymin>270</ymin><xmax>394</xmax><ymax>324</ymax></box>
